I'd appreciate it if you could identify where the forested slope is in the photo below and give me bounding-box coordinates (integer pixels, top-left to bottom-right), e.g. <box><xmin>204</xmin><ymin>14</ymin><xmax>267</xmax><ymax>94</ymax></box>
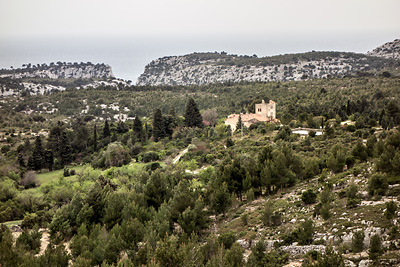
<box><xmin>0</xmin><ymin>77</ymin><xmax>399</xmax><ymax>266</ymax></box>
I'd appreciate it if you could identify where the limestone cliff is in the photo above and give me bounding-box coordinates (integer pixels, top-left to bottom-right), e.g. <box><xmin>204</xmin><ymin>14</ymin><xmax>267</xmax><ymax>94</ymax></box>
<box><xmin>0</xmin><ymin>62</ymin><xmax>114</xmax><ymax>79</ymax></box>
<box><xmin>0</xmin><ymin>62</ymin><xmax>127</xmax><ymax>97</ymax></box>
<box><xmin>137</xmin><ymin>41</ymin><xmax>400</xmax><ymax>86</ymax></box>
<box><xmin>367</xmin><ymin>39</ymin><xmax>400</xmax><ymax>60</ymax></box>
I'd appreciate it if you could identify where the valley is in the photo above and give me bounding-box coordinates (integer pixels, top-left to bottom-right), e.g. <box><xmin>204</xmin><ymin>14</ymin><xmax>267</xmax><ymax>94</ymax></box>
<box><xmin>0</xmin><ymin>40</ymin><xmax>399</xmax><ymax>267</ymax></box>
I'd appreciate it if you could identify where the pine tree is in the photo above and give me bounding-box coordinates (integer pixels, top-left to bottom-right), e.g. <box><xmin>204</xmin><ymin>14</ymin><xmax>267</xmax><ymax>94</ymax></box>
<box><xmin>369</xmin><ymin>234</ymin><xmax>383</xmax><ymax>261</ymax></box>
<box><xmin>184</xmin><ymin>98</ymin><xmax>203</xmax><ymax>128</ymax></box>
<box><xmin>152</xmin><ymin>109</ymin><xmax>165</xmax><ymax>141</ymax></box>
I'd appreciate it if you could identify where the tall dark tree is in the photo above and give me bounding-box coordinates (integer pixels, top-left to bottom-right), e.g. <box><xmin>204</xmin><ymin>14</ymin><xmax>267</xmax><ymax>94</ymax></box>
<box><xmin>169</xmin><ymin>107</ymin><xmax>177</xmax><ymax>120</ymax></box>
<box><xmin>164</xmin><ymin>114</ymin><xmax>175</xmax><ymax>137</ymax></box>
<box><xmin>18</xmin><ymin>154</ymin><xmax>25</xmax><ymax>168</ymax></box>
<box><xmin>117</xmin><ymin>121</ymin><xmax>129</xmax><ymax>133</ymax></box>
<box><xmin>47</xmin><ymin>123</ymin><xmax>64</xmax><ymax>159</ymax></box>
<box><xmin>31</xmin><ymin>136</ymin><xmax>45</xmax><ymax>171</ymax></box>
<box><xmin>60</xmin><ymin>132</ymin><xmax>73</xmax><ymax>166</ymax></box>
<box><xmin>386</xmin><ymin>99</ymin><xmax>400</xmax><ymax>126</ymax></box>
<box><xmin>71</xmin><ymin>118</ymin><xmax>89</xmax><ymax>152</ymax></box>
<box><xmin>152</xmin><ymin>109</ymin><xmax>165</xmax><ymax>141</ymax></box>
<box><xmin>103</xmin><ymin>120</ymin><xmax>110</xmax><ymax>138</ymax></box>
<box><xmin>184</xmin><ymin>98</ymin><xmax>203</xmax><ymax>128</ymax></box>
<box><xmin>93</xmin><ymin>124</ymin><xmax>98</xmax><ymax>152</ymax></box>
<box><xmin>133</xmin><ymin>115</ymin><xmax>143</xmax><ymax>140</ymax></box>
<box><xmin>236</xmin><ymin>114</ymin><xmax>243</xmax><ymax>131</ymax></box>
<box><xmin>44</xmin><ymin>150</ymin><xmax>54</xmax><ymax>171</ymax></box>
<box><xmin>144</xmin><ymin>122</ymin><xmax>149</xmax><ymax>143</ymax></box>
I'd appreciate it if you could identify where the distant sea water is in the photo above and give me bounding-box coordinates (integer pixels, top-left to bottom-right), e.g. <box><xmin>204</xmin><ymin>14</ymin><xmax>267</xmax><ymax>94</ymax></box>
<box><xmin>0</xmin><ymin>33</ymin><xmax>395</xmax><ymax>84</ymax></box>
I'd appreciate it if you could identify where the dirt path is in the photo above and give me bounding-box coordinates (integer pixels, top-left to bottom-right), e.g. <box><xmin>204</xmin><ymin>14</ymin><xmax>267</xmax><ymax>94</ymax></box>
<box><xmin>38</xmin><ymin>229</ymin><xmax>50</xmax><ymax>256</ymax></box>
<box><xmin>172</xmin><ymin>147</ymin><xmax>189</xmax><ymax>165</ymax></box>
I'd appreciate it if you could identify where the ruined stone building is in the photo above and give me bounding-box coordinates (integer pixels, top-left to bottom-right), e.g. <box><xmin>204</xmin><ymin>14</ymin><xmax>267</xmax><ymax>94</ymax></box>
<box><xmin>224</xmin><ymin>100</ymin><xmax>277</xmax><ymax>131</ymax></box>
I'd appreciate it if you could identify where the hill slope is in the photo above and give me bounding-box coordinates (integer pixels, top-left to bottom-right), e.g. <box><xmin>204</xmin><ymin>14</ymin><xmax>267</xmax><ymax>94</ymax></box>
<box><xmin>137</xmin><ymin>40</ymin><xmax>400</xmax><ymax>86</ymax></box>
<box><xmin>367</xmin><ymin>39</ymin><xmax>400</xmax><ymax>60</ymax></box>
<box><xmin>0</xmin><ymin>62</ymin><xmax>114</xmax><ymax>79</ymax></box>
<box><xmin>0</xmin><ymin>62</ymin><xmax>130</xmax><ymax>97</ymax></box>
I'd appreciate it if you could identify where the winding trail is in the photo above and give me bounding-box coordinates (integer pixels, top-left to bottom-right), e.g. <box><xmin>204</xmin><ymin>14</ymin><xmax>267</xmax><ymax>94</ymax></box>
<box><xmin>172</xmin><ymin>147</ymin><xmax>189</xmax><ymax>165</ymax></box>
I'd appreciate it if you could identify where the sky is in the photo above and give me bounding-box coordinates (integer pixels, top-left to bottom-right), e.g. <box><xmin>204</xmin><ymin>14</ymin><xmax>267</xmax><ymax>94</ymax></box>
<box><xmin>1</xmin><ymin>0</ymin><xmax>399</xmax><ymax>81</ymax></box>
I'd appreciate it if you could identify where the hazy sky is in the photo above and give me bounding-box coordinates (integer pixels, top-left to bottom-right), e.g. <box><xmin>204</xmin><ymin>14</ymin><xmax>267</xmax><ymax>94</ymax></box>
<box><xmin>1</xmin><ymin>0</ymin><xmax>399</xmax><ymax>40</ymax></box>
<box><xmin>1</xmin><ymin>0</ymin><xmax>399</xmax><ymax>80</ymax></box>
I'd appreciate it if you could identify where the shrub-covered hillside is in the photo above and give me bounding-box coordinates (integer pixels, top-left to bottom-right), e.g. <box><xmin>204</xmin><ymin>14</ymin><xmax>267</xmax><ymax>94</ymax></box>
<box><xmin>0</xmin><ymin>77</ymin><xmax>399</xmax><ymax>266</ymax></box>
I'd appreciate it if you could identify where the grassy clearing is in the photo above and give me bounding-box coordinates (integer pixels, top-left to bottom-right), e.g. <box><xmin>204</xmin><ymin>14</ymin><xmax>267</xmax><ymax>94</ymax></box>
<box><xmin>37</xmin><ymin>165</ymin><xmax>86</xmax><ymax>185</ymax></box>
<box><xmin>36</xmin><ymin>162</ymin><xmax>148</xmax><ymax>189</ymax></box>
<box><xmin>3</xmin><ymin>220</ymin><xmax>23</xmax><ymax>228</ymax></box>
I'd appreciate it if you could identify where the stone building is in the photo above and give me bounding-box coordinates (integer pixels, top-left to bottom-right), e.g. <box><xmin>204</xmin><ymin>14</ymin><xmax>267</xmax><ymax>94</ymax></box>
<box><xmin>224</xmin><ymin>100</ymin><xmax>277</xmax><ymax>131</ymax></box>
<box><xmin>255</xmin><ymin>99</ymin><xmax>276</xmax><ymax>120</ymax></box>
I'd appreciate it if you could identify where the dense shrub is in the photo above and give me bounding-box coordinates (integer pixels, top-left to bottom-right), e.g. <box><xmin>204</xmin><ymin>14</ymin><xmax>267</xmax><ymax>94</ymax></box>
<box><xmin>218</xmin><ymin>231</ymin><xmax>236</xmax><ymax>249</ymax></box>
<box><xmin>301</xmin><ymin>189</ymin><xmax>317</xmax><ymax>204</ymax></box>
<box><xmin>368</xmin><ymin>173</ymin><xmax>388</xmax><ymax>196</ymax></box>
<box><xmin>142</xmin><ymin>151</ymin><xmax>159</xmax><ymax>163</ymax></box>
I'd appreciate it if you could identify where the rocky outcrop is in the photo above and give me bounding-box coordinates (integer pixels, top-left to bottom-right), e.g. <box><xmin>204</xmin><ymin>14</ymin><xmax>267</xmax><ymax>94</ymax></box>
<box><xmin>0</xmin><ymin>79</ymin><xmax>129</xmax><ymax>97</ymax></box>
<box><xmin>137</xmin><ymin>40</ymin><xmax>400</xmax><ymax>86</ymax></box>
<box><xmin>0</xmin><ymin>62</ymin><xmax>114</xmax><ymax>79</ymax></box>
<box><xmin>0</xmin><ymin>62</ymin><xmax>127</xmax><ymax>96</ymax></box>
<box><xmin>280</xmin><ymin>244</ymin><xmax>325</xmax><ymax>257</ymax></box>
<box><xmin>367</xmin><ymin>39</ymin><xmax>400</xmax><ymax>60</ymax></box>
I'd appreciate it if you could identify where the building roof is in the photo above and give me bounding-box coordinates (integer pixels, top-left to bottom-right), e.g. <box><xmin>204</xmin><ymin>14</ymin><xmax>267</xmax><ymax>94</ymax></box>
<box><xmin>225</xmin><ymin>113</ymin><xmax>271</xmax><ymax>123</ymax></box>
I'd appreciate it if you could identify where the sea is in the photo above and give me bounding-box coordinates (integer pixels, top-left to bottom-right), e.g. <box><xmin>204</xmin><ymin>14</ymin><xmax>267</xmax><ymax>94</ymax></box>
<box><xmin>0</xmin><ymin>33</ymin><xmax>396</xmax><ymax>84</ymax></box>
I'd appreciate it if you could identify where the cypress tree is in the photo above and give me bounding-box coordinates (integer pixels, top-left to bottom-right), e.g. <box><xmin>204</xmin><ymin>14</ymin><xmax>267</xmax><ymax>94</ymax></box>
<box><xmin>236</xmin><ymin>114</ymin><xmax>243</xmax><ymax>131</ymax></box>
<box><xmin>32</xmin><ymin>136</ymin><xmax>44</xmax><ymax>171</ymax></box>
<box><xmin>103</xmin><ymin>120</ymin><xmax>110</xmax><ymax>138</ymax></box>
<box><xmin>133</xmin><ymin>115</ymin><xmax>143</xmax><ymax>139</ymax></box>
<box><xmin>18</xmin><ymin>154</ymin><xmax>25</xmax><ymax>168</ymax></box>
<box><xmin>169</xmin><ymin>107</ymin><xmax>177</xmax><ymax>125</ymax></box>
<box><xmin>144</xmin><ymin>122</ymin><xmax>149</xmax><ymax>143</ymax></box>
<box><xmin>184</xmin><ymin>98</ymin><xmax>203</xmax><ymax>128</ymax></box>
<box><xmin>152</xmin><ymin>109</ymin><xmax>165</xmax><ymax>141</ymax></box>
<box><xmin>93</xmin><ymin>124</ymin><xmax>98</xmax><ymax>152</ymax></box>
<box><xmin>44</xmin><ymin>150</ymin><xmax>54</xmax><ymax>171</ymax></box>
<box><xmin>60</xmin><ymin>132</ymin><xmax>72</xmax><ymax>166</ymax></box>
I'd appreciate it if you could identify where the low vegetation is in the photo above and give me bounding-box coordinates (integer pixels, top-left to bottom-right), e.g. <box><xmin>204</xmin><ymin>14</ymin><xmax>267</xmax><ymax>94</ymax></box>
<box><xmin>0</xmin><ymin>76</ymin><xmax>399</xmax><ymax>266</ymax></box>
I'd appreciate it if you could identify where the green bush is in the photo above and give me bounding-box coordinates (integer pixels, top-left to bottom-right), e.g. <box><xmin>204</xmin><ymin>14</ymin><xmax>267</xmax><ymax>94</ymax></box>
<box><xmin>352</xmin><ymin>231</ymin><xmax>365</xmax><ymax>253</ymax></box>
<box><xmin>218</xmin><ymin>231</ymin><xmax>236</xmax><ymax>249</ymax></box>
<box><xmin>301</xmin><ymin>189</ymin><xmax>317</xmax><ymax>204</ymax></box>
<box><xmin>63</xmin><ymin>168</ymin><xmax>70</xmax><ymax>177</ymax></box>
<box><xmin>385</xmin><ymin>201</ymin><xmax>397</xmax><ymax>220</ymax></box>
<box><xmin>146</xmin><ymin>162</ymin><xmax>161</xmax><ymax>172</ymax></box>
<box><xmin>346</xmin><ymin>125</ymin><xmax>356</xmax><ymax>132</ymax></box>
<box><xmin>320</xmin><ymin>204</ymin><xmax>331</xmax><ymax>220</ymax></box>
<box><xmin>369</xmin><ymin>234</ymin><xmax>384</xmax><ymax>261</ymax></box>
<box><xmin>16</xmin><ymin>226</ymin><xmax>42</xmax><ymax>254</ymax></box>
<box><xmin>295</xmin><ymin>219</ymin><xmax>314</xmax><ymax>245</ymax></box>
<box><xmin>369</xmin><ymin>173</ymin><xmax>388</xmax><ymax>196</ymax></box>
<box><xmin>142</xmin><ymin>151</ymin><xmax>159</xmax><ymax>163</ymax></box>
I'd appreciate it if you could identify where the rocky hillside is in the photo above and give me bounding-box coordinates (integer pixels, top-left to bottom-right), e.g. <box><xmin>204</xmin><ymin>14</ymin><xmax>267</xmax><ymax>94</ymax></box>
<box><xmin>367</xmin><ymin>39</ymin><xmax>400</xmax><ymax>60</ymax></box>
<box><xmin>0</xmin><ymin>62</ymin><xmax>114</xmax><ymax>79</ymax></box>
<box><xmin>0</xmin><ymin>62</ymin><xmax>127</xmax><ymax>97</ymax></box>
<box><xmin>137</xmin><ymin>41</ymin><xmax>400</xmax><ymax>86</ymax></box>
